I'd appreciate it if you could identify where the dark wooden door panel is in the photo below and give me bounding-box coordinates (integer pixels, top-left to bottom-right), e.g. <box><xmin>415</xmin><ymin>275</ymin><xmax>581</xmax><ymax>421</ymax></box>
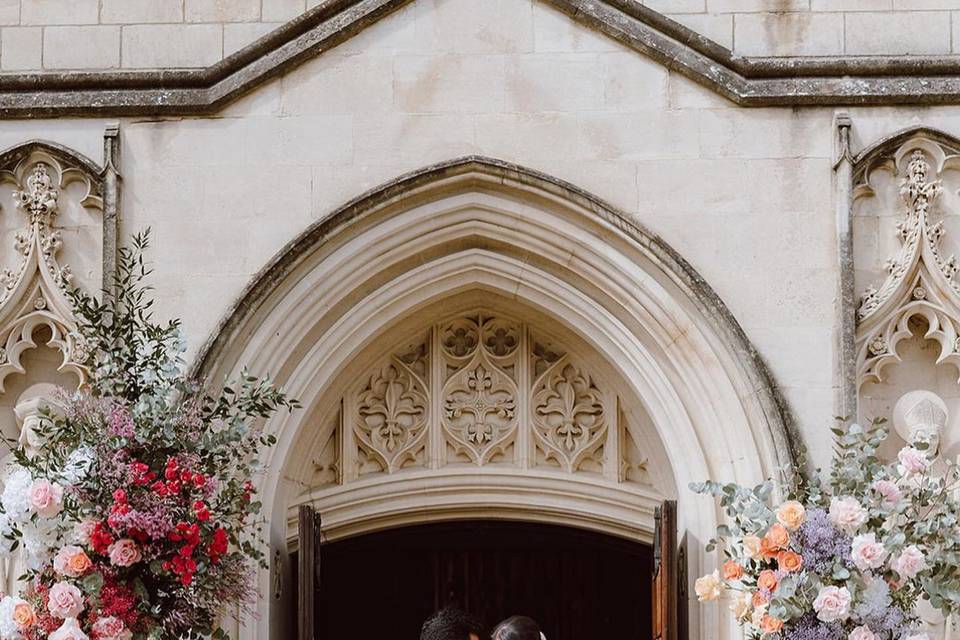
<box><xmin>318</xmin><ymin>521</ymin><xmax>652</xmax><ymax>640</ymax></box>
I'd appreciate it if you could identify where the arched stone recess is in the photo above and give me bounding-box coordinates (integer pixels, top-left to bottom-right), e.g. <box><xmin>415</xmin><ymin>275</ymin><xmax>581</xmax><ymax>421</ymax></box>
<box><xmin>854</xmin><ymin>128</ymin><xmax>960</xmax><ymax>454</ymax></box>
<box><xmin>196</xmin><ymin>157</ymin><xmax>797</xmax><ymax>639</ymax></box>
<box><xmin>0</xmin><ymin>141</ymin><xmax>106</xmax><ymax>394</ymax></box>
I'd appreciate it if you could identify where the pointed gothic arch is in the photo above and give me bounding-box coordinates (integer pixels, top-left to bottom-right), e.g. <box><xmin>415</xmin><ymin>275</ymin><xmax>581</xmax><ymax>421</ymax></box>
<box><xmin>197</xmin><ymin>156</ymin><xmax>797</xmax><ymax>639</ymax></box>
<box><xmin>853</xmin><ymin>129</ymin><xmax>960</xmax><ymax>389</ymax></box>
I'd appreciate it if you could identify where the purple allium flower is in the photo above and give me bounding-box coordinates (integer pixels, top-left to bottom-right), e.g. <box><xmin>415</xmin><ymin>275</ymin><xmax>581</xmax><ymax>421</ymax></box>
<box><xmin>782</xmin><ymin>612</ymin><xmax>842</xmax><ymax>640</ymax></box>
<box><xmin>796</xmin><ymin>508</ymin><xmax>853</xmax><ymax>576</ymax></box>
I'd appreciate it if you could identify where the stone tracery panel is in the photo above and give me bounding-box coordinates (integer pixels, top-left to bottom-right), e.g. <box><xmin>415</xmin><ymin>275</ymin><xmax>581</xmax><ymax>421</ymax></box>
<box><xmin>317</xmin><ymin>311</ymin><xmax>651</xmax><ymax>488</ymax></box>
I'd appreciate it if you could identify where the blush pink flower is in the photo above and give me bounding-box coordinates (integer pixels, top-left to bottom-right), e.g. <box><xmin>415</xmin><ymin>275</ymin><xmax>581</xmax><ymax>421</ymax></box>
<box><xmin>91</xmin><ymin>616</ymin><xmax>131</xmax><ymax>640</ymax></box>
<box><xmin>49</xmin><ymin>617</ymin><xmax>88</xmax><ymax>640</ymax></box>
<box><xmin>851</xmin><ymin>533</ymin><xmax>888</xmax><ymax>572</ymax></box>
<box><xmin>107</xmin><ymin>539</ymin><xmax>141</xmax><ymax>568</ymax></box>
<box><xmin>828</xmin><ymin>497</ymin><xmax>867</xmax><ymax>534</ymax></box>
<box><xmin>813</xmin><ymin>585</ymin><xmax>851</xmax><ymax>623</ymax></box>
<box><xmin>53</xmin><ymin>546</ymin><xmax>93</xmax><ymax>578</ymax></box>
<box><xmin>73</xmin><ymin>519</ymin><xmax>97</xmax><ymax>546</ymax></box>
<box><xmin>850</xmin><ymin>626</ymin><xmax>876</xmax><ymax>640</ymax></box>
<box><xmin>898</xmin><ymin>446</ymin><xmax>931</xmax><ymax>476</ymax></box>
<box><xmin>892</xmin><ymin>545</ymin><xmax>927</xmax><ymax>579</ymax></box>
<box><xmin>872</xmin><ymin>480</ymin><xmax>902</xmax><ymax>508</ymax></box>
<box><xmin>28</xmin><ymin>479</ymin><xmax>63</xmax><ymax>518</ymax></box>
<box><xmin>47</xmin><ymin>582</ymin><xmax>84</xmax><ymax>619</ymax></box>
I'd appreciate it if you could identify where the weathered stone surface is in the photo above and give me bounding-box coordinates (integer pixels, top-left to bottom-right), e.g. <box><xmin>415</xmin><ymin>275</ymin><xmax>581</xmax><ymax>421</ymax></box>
<box><xmin>845</xmin><ymin>11</ymin><xmax>951</xmax><ymax>55</ymax></box>
<box><xmin>20</xmin><ymin>0</ymin><xmax>98</xmax><ymax>25</ymax></box>
<box><xmin>101</xmin><ymin>0</ymin><xmax>183</xmax><ymax>24</ymax></box>
<box><xmin>121</xmin><ymin>24</ymin><xmax>223</xmax><ymax>68</ymax></box>
<box><xmin>0</xmin><ymin>25</ymin><xmax>40</xmax><ymax>70</ymax></box>
<box><xmin>43</xmin><ymin>26</ymin><xmax>120</xmax><ymax>70</ymax></box>
<box><xmin>185</xmin><ymin>0</ymin><xmax>260</xmax><ymax>23</ymax></box>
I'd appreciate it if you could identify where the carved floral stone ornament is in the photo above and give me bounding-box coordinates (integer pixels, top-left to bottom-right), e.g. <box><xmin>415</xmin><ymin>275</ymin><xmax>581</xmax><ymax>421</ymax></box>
<box><xmin>327</xmin><ymin>310</ymin><xmax>649</xmax><ymax>483</ymax></box>
<box><xmin>0</xmin><ymin>150</ymin><xmax>102</xmax><ymax>392</ymax></box>
<box><xmin>855</xmin><ymin>137</ymin><xmax>960</xmax><ymax>388</ymax></box>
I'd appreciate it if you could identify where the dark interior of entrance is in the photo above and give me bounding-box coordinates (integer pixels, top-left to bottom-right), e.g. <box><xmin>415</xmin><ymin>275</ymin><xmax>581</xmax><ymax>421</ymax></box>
<box><xmin>312</xmin><ymin>520</ymin><xmax>653</xmax><ymax>639</ymax></box>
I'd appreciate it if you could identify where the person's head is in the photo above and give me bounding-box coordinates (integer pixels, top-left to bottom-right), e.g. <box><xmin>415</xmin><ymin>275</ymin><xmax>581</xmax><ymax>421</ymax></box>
<box><xmin>420</xmin><ymin>608</ymin><xmax>485</xmax><ymax>640</ymax></box>
<box><xmin>491</xmin><ymin>616</ymin><xmax>543</xmax><ymax>640</ymax></box>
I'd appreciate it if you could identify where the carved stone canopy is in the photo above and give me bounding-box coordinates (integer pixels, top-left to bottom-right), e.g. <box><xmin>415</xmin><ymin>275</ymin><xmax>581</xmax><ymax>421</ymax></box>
<box><xmin>0</xmin><ymin>146</ymin><xmax>102</xmax><ymax>392</ymax></box>
<box><xmin>855</xmin><ymin>136</ymin><xmax>960</xmax><ymax>389</ymax></box>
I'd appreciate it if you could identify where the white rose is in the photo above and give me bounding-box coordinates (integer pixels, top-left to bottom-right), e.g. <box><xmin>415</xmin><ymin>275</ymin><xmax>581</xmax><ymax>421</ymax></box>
<box><xmin>742</xmin><ymin>535</ymin><xmax>762</xmax><ymax>561</ymax></box>
<box><xmin>851</xmin><ymin>533</ymin><xmax>888</xmax><ymax>572</ymax></box>
<box><xmin>49</xmin><ymin>617</ymin><xmax>88</xmax><ymax>640</ymax></box>
<box><xmin>813</xmin><ymin>585</ymin><xmax>851</xmax><ymax>622</ymax></box>
<box><xmin>898</xmin><ymin>446</ymin><xmax>931</xmax><ymax>476</ymax></box>
<box><xmin>892</xmin><ymin>545</ymin><xmax>927</xmax><ymax>579</ymax></box>
<box><xmin>849</xmin><ymin>626</ymin><xmax>876</xmax><ymax>640</ymax></box>
<box><xmin>829</xmin><ymin>497</ymin><xmax>868</xmax><ymax>534</ymax></box>
<box><xmin>694</xmin><ymin>570</ymin><xmax>722</xmax><ymax>601</ymax></box>
<box><xmin>730</xmin><ymin>591</ymin><xmax>751</xmax><ymax>621</ymax></box>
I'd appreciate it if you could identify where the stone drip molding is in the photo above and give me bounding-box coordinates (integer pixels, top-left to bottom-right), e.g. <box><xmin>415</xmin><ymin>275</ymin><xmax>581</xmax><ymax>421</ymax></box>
<box><xmin>0</xmin><ymin>135</ymin><xmax>120</xmax><ymax>392</ymax></box>
<box><xmin>3</xmin><ymin>0</ymin><xmax>960</xmax><ymax>117</ymax></box>
<box><xmin>854</xmin><ymin>132</ymin><xmax>960</xmax><ymax>389</ymax></box>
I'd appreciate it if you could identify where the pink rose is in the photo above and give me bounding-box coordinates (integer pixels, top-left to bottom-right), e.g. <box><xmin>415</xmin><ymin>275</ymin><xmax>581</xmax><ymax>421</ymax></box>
<box><xmin>49</xmin><ymin>617</ymin><xmax>88</xmax><ymax>640</ymax></box>
<box><xmin>813</xmin><ymin>585</ymin><xmax>851</xmax><ymax>622</ymax></box>
<box><xmin>91</xmin><ymin>616</ymin><xmax>131</xmax><ymax>640</ymax></box>
<box><xmin>892</xmin><ymin>545</ymin><xmax>927</xmax><ymax>579</ymax></box>
<box><xmin>872</xmin><ymin>480</ymin><xmax>901</xmax><ymax>508</ymax></box>
<box><xmin>53</xmin><ymin>546</ymin><xmax>93</xmax><ymax>578</ymax></box>
<box><xmin>850</xmin><ymin>626</ymin><xmax>876</xmax><ymax>640</ymax></box>
<box><xmin>28</xmin><ymin>479</ymin><xmax>63</xmax><ymax>518</ymax></box>
<box><xmin>851</xmin><ymin>533</ymin><xmax>888</xmax><ymax>572</ymax></box>
<box><xmin>107</xmin><ymin>539</ymin><xmax>141</xmax><ymax>568</ymax></box>
<box><xmin>47</xmin><ymin>582</ymin><xmax>84</xmax><ymax>619</ymax></box>
<box><xmin>74</xmin><ymin>519</ymin><xmax>97</xmax><ymax>546</ymax></box>
<box><xmin>898</xmin><ymin>446</ymin><xmax>931</xmax><ymax>476</ymax></box>
<box><xmin>829</xmin><ymin>497</ymin><xmax>867</xmax><ymax>534</ymax></box>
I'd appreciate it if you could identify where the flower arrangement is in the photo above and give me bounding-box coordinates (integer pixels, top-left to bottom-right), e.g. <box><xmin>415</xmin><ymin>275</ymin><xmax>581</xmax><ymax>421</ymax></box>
<box><xmin>0</xmin><ymin>233</ymin><xmax>297</xmax><ymax>639</ymax></box>
<box><xmin>692</xmin><ymin>421</ymin><xmax>960</xmax><ymax>640</ymax></box>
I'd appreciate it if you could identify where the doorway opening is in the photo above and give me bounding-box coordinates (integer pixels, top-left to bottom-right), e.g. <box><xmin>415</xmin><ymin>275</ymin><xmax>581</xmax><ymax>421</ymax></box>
<box><xmin>315</xmin><ymin>520</ymin><xmax>653</xmax><ymax>640</ymax></box>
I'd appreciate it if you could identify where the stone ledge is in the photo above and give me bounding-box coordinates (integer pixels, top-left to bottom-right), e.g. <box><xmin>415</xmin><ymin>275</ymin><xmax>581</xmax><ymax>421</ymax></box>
<box><xmin>2</xmin><ymin>0</ymin><xmax>960</xmax><ymax>117</ymax></box>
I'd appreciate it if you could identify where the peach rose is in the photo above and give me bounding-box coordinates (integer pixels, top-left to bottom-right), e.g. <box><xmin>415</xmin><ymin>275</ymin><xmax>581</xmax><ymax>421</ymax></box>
<box><xmin>752</xmin><ymin>590</ymin><xmax>770</xmax><ymax>608</ymax></box>
<box><xmin>757</xmin><ymin>569</ymin><xmax>778</xmax><ymax>592</ymax></box>
<box><xmin>53</xmin><ymin>546</ymin><xmax>92</xmax><ymax>578</ymax></box>
<box><xmin>764</xmin><ymin>523</ymin><xmax>790</xmax><ymax>549</ymax></box>
<box><xmin>694</xmin><ymin>570</ymin><xmax>722</xmax><ymax>601</ymax></box>
<box><xmin>777</xmin><ymin>550</ymin><xmax>803</xmax><ymax>573</ymax></box>
<box><xmin>742</xmin><ymin>535</ymin><xmax>762</xmax><ymax>560</ymax></box>
<box><xmin>722</xmin><ymin>560</ymin><xmax>744</xmax><ymax>581</ymax></box>
<box><xmin>761</xmin><ymin>614</ymin><xmax>784</xmax><ymax>634</ymax></box>
<box><xmin>776</xmin><ymin>501</ymin><xmax>806</xmax><ymax>531</ymax></box>
<box><xmin>759</xmin><ymin>536</ymin><xmax>780</xmax><ymax>560</ymax></box>
<box><xmin>12</xmin><ymin>601</ymin><xmax>37</xmax><ymax>628</ymax></box>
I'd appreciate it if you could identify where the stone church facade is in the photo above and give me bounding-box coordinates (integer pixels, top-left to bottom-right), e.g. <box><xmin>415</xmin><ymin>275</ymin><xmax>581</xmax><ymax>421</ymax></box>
<box><xmin>1</xmin><ymin>0</ymin><xmax>960</xmax><ymax>638</ymax></box>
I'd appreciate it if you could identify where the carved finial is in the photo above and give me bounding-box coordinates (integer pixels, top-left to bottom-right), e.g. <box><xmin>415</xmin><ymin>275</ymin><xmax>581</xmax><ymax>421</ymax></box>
<box><xmin>14</xmin><ymin>163</ymin><xmax>59</xmax><ymax>226</ymax></box>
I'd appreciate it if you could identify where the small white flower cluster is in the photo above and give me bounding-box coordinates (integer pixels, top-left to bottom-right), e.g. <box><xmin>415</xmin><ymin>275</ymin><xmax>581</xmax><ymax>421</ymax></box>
<box><xmin>0</xmin><ymin>464</ymin><xmax>68</xmax><ymax>567</ymax></box>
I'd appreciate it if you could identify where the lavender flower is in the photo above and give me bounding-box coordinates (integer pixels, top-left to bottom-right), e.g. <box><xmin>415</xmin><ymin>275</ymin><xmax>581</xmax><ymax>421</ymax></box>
<box><xmin>796</xmin><ymin>508</ymin><xmax>853</xmax><ymax>576</ymax></box>
<box><xmin>782</xmin><ymin>613</ymin><xmax>842</xmax><ymax>640</ymax></box>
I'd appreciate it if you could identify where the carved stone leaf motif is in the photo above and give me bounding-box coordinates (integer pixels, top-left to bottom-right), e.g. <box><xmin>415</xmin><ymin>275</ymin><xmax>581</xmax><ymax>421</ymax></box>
<box><xmin>440</xmin><ymin>315</ymin><xmax>519</xmax><ymax>464</ymax></box>
<box><xmin>532</xmin><ymin>360</ymin><xmax>606</xmax><ymax>473</ymax></box>
<box><xmin>355</xmin><ymin>358</ymin><xmax>428</xmax><ymax>473</ymax></box>
<box><xmin>855</xmin><ymin>140</ymin><xmax>960</xmax><ymax>387</ymax></box>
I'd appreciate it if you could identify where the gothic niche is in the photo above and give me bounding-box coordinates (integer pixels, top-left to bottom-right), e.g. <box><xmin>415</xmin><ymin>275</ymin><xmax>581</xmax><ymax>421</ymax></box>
<box><xmin>303</xmin><ymin>311</ymin><xmax>653</xmax><ymax>489</ymax></box>
<box><xmin>0</xmin><ymin>149</ymin><xmax>102</xmax><ymax>393</ymax></box>
<box><xmin>855</xmin><ymin>135</ymin><xmax>960</xmax><ymax>452</ymax></box>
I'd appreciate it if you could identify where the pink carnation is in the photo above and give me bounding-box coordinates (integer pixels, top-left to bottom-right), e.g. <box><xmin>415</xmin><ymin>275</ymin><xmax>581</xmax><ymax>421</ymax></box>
<box><xmin>872</xmin><ymin>480</ymin><xmax>901</xmax><ymax>508</ymax></box>
<box><xmin>91</xmin><ymin>616</ymin><xmax>131</xmax><ymax>640</ymax></box>
<box><xmin>47</xmin><ymin>582</ymin><xmax>84</xmax><ymax>619</ymax></box>
<box><xmin>898</xmin><ymin>446</ymin><xmax>931</xmax><ymax>476</ymax></box>
<box><xmin>107</xmin><ymin>539</ymin><xmax>141</xmax><ymax>568</ymax></box>
<box><xmin>28</xmin><ymin>479</ymin><xmax>63</xmax><ymax>518</ymax></box>
<box><xmin>851</xmin><ymin>533</ymin><xmax>888</xmax><ymax>572</ymax></box>
<box><xmin>892</xmin><ymin>545</ymin><xmax>927</xmax><ymax>579</ymax></box>
<box><xmin>828</xmin><ymin>497</ymin><xmax>867</xmax><ymax>534</ymax></box>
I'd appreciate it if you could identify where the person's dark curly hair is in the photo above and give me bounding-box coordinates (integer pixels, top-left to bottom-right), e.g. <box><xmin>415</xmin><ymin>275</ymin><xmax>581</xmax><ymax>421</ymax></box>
<box><xmin>420</xmin><ymin>608</ymin><xmax>485</xmax><ymax>640</ymax></box>
<box><xmin>491</xmin><ymin>616</ymin><xmax>543</xmax><ymax>640</ymax></box>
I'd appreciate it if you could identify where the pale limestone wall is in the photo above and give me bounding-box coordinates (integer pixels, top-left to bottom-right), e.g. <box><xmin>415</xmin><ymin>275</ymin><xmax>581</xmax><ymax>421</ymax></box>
<box><xmin>0</xmin><ymin>0</ymin><xmax>955</xmax><ymax>466</ymax></box>
<box><xmin>0</xmin><ymin>0</ymin><xmax>958</xmax><ymax>72</ymax></box>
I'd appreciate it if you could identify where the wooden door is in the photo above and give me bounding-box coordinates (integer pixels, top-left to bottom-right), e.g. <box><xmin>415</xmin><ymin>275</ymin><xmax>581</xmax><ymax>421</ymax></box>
<box><xmin>298</xmin><ymin>505</ymin><xmax>322</xmax><ymax>640</ymax></box>
<box><xmin>652</xmin><ymin>500</ymin><xmax>686</xmax><ymax>640</ymax></box>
